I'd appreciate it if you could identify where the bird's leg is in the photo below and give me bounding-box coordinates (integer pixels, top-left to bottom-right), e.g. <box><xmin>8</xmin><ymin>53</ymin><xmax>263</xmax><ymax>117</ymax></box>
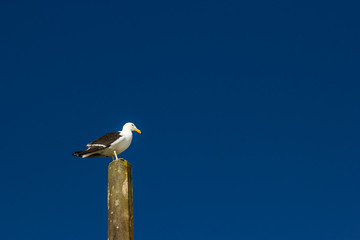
<box><xmin>113</xmin><ymin>150</ymin><xmax>119</xmax><ymax>161</ymax></box>
<box><xmin>112</xmin><ymin>156</ymin><xmax>114</xmax><ymax>161</ymax></box>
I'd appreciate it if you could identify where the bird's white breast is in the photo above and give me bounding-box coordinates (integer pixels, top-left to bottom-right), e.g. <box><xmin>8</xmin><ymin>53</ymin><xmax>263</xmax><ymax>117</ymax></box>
<box><xmin>108</xmin><ymin>131</ymin><xmax>133</xmax><ymax>155</ymax></box>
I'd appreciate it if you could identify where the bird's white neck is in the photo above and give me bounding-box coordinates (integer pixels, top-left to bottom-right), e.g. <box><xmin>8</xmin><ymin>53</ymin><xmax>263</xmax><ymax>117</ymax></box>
<box><xmin>121</xmin><ymin>127</ymin><xmax>133</xmax><ymax>135</ymax></box>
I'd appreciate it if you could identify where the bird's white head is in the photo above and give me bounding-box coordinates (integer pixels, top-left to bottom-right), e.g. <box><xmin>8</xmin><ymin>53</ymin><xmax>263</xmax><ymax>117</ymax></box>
<box><xmin>123</xmin><ymin>122</ymin><xmax>141</xmax><ymax>134</ymax></box>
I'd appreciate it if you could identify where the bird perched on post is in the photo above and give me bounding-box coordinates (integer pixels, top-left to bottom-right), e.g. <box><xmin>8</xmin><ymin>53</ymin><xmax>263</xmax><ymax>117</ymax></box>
<box><xmin>73</xmin><ymin>122</ymin><xmax>141</xmax><ymax>161</ymax></box>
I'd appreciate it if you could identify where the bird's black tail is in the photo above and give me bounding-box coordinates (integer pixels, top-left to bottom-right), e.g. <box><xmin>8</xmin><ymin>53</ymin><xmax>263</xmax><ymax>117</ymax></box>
<box><xmin>72</xmin><ymin>151</ymin><xmax>84</xmax><ymax>157</ymax></box>
<box><xmin>73</xmin><ymin>149</ymin><xmax>103</xmax><ymax>158</ymax></box>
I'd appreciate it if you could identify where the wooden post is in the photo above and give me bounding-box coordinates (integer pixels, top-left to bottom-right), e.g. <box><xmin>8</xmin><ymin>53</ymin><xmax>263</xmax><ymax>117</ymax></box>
<box><xmin>108</xmin><ymin>159</ymin><xmax>134</xmax><ymax>240</ymax></box>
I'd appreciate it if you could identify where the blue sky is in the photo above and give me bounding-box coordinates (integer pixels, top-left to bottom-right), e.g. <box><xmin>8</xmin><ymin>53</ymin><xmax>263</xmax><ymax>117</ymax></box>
<box><xmin>1</xmin><ymin>0</ymin><xmax>360</xmax><ymax>239</ymax></box>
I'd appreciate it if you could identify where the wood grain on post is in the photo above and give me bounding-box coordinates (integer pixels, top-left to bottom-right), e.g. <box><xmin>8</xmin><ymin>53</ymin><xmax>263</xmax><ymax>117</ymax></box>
<box><xmin>108</xmin><ymin>159</ymin><xmax>134</xmax><ymax>240</ymax></box>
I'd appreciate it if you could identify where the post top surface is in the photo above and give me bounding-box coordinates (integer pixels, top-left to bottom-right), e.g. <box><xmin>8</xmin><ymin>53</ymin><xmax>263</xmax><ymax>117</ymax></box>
<box><xmin>108</xmin><ymin>159</ymin><xmax>132</xmax><ymax>168</ymax></box>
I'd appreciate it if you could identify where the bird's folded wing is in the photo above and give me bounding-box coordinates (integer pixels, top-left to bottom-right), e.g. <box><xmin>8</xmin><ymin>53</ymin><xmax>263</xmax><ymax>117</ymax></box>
<box><xmin>87</xmin><ymin>131</ymin><xmax>122</xmax><ymax>147</ymax></box>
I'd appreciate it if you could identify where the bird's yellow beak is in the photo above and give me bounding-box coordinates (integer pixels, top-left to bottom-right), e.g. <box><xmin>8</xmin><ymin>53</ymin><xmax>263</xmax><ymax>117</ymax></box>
<box><xmin>135</xmin><ymin>128</ymin><xmax>141</xmax><ymax>134</ymax></box>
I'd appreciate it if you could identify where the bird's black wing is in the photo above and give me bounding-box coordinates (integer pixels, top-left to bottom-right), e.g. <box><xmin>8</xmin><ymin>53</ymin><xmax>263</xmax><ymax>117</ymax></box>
<box><xmin>87</xmin><ymin>131</ymin><xmax>122</xmax><ymax>147</ymax></box>
<box><xmin>73</xmin><ymin>131</ymin><xmax>122</xmax><ymax>158</ymax></box>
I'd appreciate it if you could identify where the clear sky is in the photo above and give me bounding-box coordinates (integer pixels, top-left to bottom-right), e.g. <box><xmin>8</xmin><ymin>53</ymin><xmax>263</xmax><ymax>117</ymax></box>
<box><xmin>1</xmin><ymin>0</ymin><xmax>360</xmax><ymax>239</ymax></box>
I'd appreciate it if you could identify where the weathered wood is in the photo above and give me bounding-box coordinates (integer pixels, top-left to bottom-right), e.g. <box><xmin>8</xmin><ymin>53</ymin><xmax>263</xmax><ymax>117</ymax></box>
<box><xmin>108</xmin><ymin>159</ymin><xmax>133</xmax><ymax>240</ymax></box>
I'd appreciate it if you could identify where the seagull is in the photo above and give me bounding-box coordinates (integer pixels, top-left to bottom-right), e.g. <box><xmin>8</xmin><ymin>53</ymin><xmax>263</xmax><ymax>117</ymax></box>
<box><xmin>73</xmin><ymin>122</ymin><xmax>141</xmax><ymax>160</ymax></box>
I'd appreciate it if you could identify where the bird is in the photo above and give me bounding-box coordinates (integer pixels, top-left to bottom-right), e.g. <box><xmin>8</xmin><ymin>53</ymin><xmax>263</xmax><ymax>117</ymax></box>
<box><xmin>73</xmin><ymin>122</ymin><xmax>141</xmax><ymax>160</ymax></box>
